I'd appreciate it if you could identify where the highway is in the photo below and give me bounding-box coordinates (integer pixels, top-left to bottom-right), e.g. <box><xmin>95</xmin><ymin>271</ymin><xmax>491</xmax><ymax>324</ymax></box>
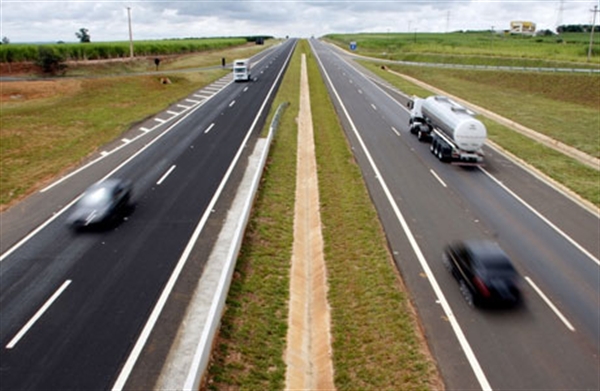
<box><xmin>0</xmin><ymin>39</ymin><xmax>297</xmax><ymax>391</ymax></box>
<box><xmin>310</xmin><ymin>39</ymin><xmax>599</xmax><ymax>390</ymax></box>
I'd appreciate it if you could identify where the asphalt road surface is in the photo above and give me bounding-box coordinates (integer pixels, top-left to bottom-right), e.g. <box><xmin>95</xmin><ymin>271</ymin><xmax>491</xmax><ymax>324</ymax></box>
<box><xmin>0</xmin><ymin>39</ymin><xmax>297</xmax><ymax>391</ymax></box>
<box><xmin>310</xmin><ymin>38</ymin><xmax>599</xmax><ymax>391</ymax></box>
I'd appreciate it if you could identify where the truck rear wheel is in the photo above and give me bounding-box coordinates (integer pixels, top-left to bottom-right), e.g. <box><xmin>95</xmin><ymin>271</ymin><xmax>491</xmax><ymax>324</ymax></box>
<box><xmin>438</xmin><ymin>146</ymin><xmax>450</xmax><ymax>162</ymax></box>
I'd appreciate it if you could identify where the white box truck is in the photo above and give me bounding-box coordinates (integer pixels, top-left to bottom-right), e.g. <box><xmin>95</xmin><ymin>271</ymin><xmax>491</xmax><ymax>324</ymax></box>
<box><xmin>408</xmin><ymin>95</ymin><xmax>486</xmax><ymax>164</ymax></box>
<box><xmin>233</xmin><ymin>59</ymin><xmax>251</xmax><ymax>82</ymax></box>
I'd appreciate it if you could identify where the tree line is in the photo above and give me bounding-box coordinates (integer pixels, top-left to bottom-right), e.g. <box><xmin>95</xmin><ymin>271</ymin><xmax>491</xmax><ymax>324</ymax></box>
<box><xmin>557</xmin><ymin>24</ymin><xmax>600</xmax><ymax>33</ymax></box>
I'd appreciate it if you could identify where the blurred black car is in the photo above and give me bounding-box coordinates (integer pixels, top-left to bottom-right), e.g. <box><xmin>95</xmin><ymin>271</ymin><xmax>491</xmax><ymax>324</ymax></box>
<box><xmin>68</xmin><ymin>179</ymin><xmax>132</xmax><ymax>230</ymax></box>
<box><xmin>443</xmin><ymin>240</ymin><xmax>521</xmax><ymax>307</ymax></box>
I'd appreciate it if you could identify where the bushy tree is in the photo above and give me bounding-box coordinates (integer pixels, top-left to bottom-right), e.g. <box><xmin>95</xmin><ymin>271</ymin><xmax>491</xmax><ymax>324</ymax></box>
<box><xmin>36</xmin><ymin>46</ymin><xmax>67</xmax><ymax>74</ymax></box>
<box><xmin>2</xmin><ymin>36</ymin><xmax>9</xmax><ymax>44</ymax></box>
<box><xmin>76</xmin><ymin>28</ymin><xmax>91</xmax><ymax>43</ymax></box>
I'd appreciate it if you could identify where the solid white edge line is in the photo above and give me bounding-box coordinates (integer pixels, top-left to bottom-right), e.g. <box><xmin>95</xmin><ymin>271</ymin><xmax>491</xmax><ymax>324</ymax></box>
<box><xmin>479</xmin><ymin>167</ymin><xmax>600</xmax><ymax>267</ymax></box>
<box><xmin>112</xmin><ymin>42</ymin><xmax>296</xmax><ymax>391</ymax></box>
<box><xmin>39</xmin><ymin>86</ymin><xmax>222</xmax><ymax>194</ymax></box>
<box><xmin>344</xmin><ymin>55</ymin><xmax>598</xmax><ymax>267</ymax></box>
<box><xmin>6</xmin><ymin>280</ymin><xmax>72</xmax><ymax>349</ymax></box>
<box><xmin>156</xmin><ymin>165</ymin><xmax>176</xmax><ymax>185</ymax></box>
<box><xmin>430</xmin><ymin>169</ymin><xmax>448</xmax><ymax>188</ymax></box>
<box><xmin>310</xmin><ymin>39</ymin><xmax>493</xmax><ymax>391</ymax></box>
<box><xmin>182</xmin><ymin>41</ymin><xmax>297</xmax><ymax>391</ymax></box>
<box><xmin>525</xmin><ymin>276</ymin><xmax>576</xmax><ymax>332</ymax></box>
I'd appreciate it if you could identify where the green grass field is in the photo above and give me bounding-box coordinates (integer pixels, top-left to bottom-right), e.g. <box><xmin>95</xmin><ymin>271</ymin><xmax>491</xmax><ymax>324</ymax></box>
<box><xmin>326</xmin><ymin>32</ymin><xmax>600</xmax><ymax>68</ymax></box>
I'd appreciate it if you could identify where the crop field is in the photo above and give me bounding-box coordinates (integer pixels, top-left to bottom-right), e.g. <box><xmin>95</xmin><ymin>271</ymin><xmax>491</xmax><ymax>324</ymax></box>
<box><xmin>0</xmin><ymin>37</ymin><xmax>257</xmax><ymax>63</ymax></box>
<box><xmin>326</xmin><ymin>32</ymin><xmax>600</xmax><ymax>68</ymax></box>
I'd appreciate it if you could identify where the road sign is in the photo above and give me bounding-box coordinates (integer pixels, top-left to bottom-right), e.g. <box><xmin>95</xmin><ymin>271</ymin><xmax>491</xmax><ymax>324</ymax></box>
<box><xmin>350</xmin><ymin>41</ymin><xmax>357</xmax><ymax>51</ymax></box>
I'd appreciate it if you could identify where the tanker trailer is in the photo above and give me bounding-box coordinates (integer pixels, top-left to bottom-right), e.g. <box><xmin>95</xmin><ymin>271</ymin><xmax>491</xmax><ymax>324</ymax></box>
<box><xmin>408</xmin><ymin>95</ymin><xmax>486</xmax><ymax>164</ymax></box>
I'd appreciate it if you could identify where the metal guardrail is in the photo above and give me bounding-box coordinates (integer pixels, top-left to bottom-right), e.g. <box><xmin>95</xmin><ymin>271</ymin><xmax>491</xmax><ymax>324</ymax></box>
<box><xmin>181</xmin><ymin>101</ymin><xmax>289</xmax><ymax>391</ymax></box>
<box><xmin>367</xmin><ymin>57</ymin><xmax>600</xmax><ymax>74</ymax></box>
<box><xmin>329</xmin><ymin>41</ymin><xmax>600</xmax><ymax>74</ymax></box>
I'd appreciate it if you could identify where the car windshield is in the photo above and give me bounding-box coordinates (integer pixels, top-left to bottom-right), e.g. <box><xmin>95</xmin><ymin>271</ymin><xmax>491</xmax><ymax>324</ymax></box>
<box><xmin>79</xmin><ymin>187</ymin><xmax>111</xmax><ymax>207</ymax></box>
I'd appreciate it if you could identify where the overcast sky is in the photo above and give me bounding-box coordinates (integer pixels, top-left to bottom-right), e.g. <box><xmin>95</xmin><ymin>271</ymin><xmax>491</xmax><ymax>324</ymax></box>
<box><xmin>1</xmin><ymin>0</ymin><xmax>598</xmax><ymax>43</ymax></box>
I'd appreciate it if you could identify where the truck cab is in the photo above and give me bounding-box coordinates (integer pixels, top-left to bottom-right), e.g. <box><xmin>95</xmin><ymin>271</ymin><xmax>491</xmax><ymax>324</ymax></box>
<box><xmin>233</xmin><ymin>59</ymin><xmax>251</xmax><ymax>82</ymax></box>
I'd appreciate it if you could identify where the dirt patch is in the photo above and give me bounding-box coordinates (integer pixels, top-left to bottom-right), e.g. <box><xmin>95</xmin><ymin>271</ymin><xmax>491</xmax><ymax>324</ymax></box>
<box><xmin>1</xmin><ymin>79</ymin><xmax>82</xmax><ymax>102</ymax></box>
<box><xmin>0</xmin><ymin>61</ymin><xmax>41</xmax><ymax>77</ymax></box>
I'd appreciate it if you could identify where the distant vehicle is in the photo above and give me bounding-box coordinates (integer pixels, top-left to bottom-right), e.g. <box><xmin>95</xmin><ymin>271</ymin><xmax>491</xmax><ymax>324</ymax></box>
<box><xmin>233</xmin><ymin>58</ymin><xmax>251</xmax><ymax>82</ymax></box>
<box><xmin>408</xmin><ymin>95</ymin><xmax>487</xmax><ymax>165</ymax></box>
<box><xmin>68</xmin><ymin>179</ymin><xmax>132</xmax><ymax>230</ymax></box>
<box><xmin>443</xmin><ymin>240</ymin><xmax>522</xmax><ymax>307</ymax></box>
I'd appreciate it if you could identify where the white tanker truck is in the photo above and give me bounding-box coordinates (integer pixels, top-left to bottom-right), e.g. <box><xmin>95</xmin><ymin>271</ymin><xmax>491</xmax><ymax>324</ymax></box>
<box><xmin>408</xmin><ymin>95</ymin><xmax>487</xmax><ymax>164</ymax></box>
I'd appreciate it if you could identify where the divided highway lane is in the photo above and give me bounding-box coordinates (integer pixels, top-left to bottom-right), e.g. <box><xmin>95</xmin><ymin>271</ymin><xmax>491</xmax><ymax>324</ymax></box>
<box><xmin>0</xmin><ymin>38</ymin><xmax>297</xmax><ymax>391</ymax></box>
<box><xmin>310</xmin><ymin>39</ymin><xmax>599</xmax><ymax>390</ymax></box>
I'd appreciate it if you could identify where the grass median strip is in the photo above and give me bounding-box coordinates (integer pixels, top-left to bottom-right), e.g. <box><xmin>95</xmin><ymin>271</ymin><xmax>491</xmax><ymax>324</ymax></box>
<box><xmin>205</xmin><ymin>40</ymin><xmax>441</xmax><ymax>390</ymax></box>
<box><xmin>203</xmin><ymin>44</ymin><xmax>300</xmax><ymax>391</ymax></box>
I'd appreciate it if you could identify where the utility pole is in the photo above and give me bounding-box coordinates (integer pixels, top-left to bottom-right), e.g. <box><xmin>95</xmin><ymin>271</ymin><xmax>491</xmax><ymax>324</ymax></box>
<box><xmin>556</xmin><ymin>0</ymin><xmax>565</xmax><ymax>33</ymax></box>
<box><xmin>127</xmin><ymin>7</ymin><xmax>134</xmax><ymax>59</ymax></box>
<box><xmin>588</xmin><ymin>5</ymin><xmax>599</xmax><ymax>61</ymax></box>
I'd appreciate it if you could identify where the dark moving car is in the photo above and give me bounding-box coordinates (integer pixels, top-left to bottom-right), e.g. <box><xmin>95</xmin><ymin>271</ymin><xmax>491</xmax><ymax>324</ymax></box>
<box><xmin>68</xmin><ymin>179</ymin><xmax>132</xmax><ymax>230</ymax></box>
<box><xmin>443</xmin><ymin>240</ymin><xmax>521</xmax><ymax>307</ymax></box>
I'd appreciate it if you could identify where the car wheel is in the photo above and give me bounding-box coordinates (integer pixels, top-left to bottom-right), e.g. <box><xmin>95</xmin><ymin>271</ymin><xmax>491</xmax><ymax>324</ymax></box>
<box><xmin>459</xmin><ymin>279</ymin><xmax>474</xmax><ymax>307</ymax></box>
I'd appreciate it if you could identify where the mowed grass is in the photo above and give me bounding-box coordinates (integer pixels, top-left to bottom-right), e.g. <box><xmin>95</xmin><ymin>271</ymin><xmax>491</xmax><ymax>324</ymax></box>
<box><xmin>0</xmin><ymin>42</ymin><xmax>272</xmax><ymax>208</ymax></box>
<box><xmin>205</xmin><ymin>40</ymin><xmax>440</xmax><ymax>390</ymax></box>
<box><xmin>383</xmin><ymin>65</ymin><xmax>600</xmax><ymax>158</ymax></box>
<box><xmin>360</xmin><ymin>62</ymin><xmax>600</xmax><ymax>207</ymax></box>
<box><xmin>327</xmin><ymin>32</ymin><xmax>600</xmax><ymax>67</ymax></box>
